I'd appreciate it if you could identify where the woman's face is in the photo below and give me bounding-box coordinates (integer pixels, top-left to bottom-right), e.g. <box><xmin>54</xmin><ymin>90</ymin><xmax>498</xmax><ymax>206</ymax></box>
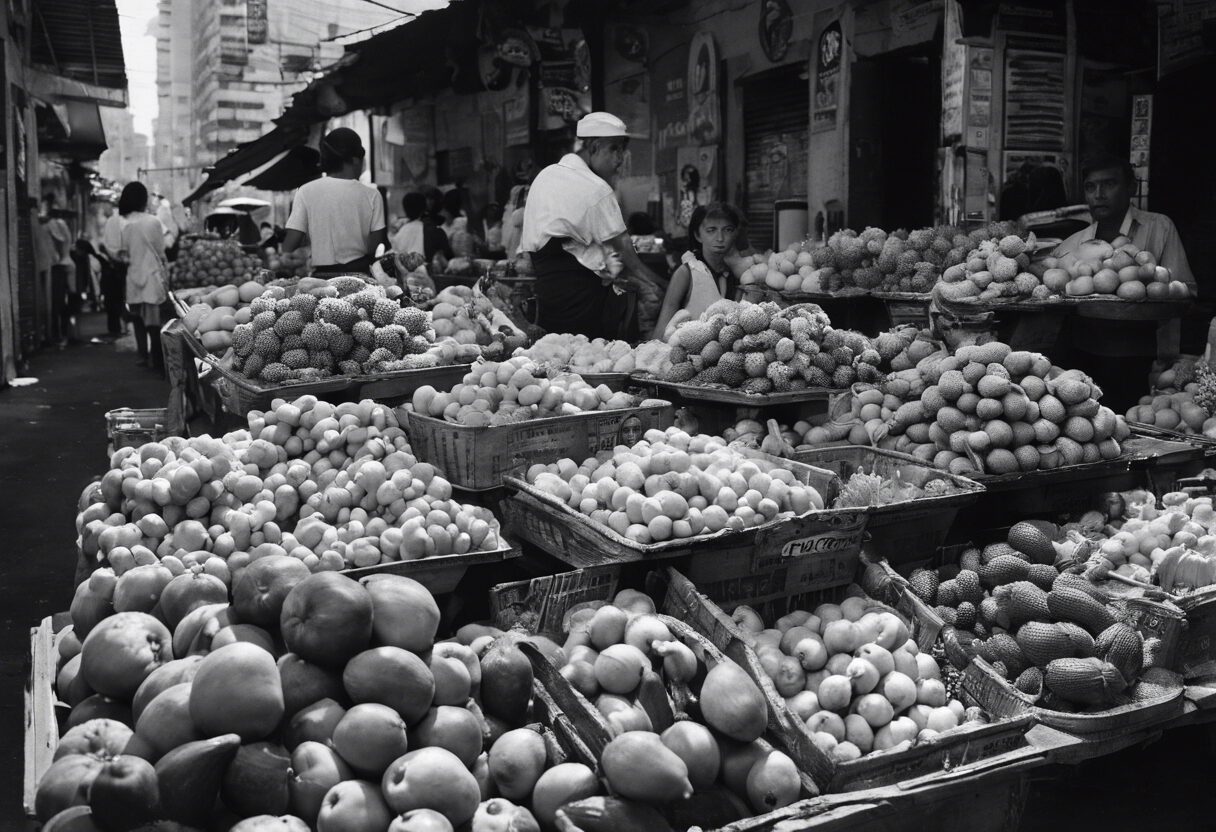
<box><xmin>696</xmin><ymin>215</ymin><xmax>738</xmax><ymax>257</ymax></box>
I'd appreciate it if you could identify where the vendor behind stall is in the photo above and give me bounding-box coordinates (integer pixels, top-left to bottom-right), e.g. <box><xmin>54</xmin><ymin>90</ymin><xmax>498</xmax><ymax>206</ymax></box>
<box><xmin>1054</xmin><ymin>155</ymin><xmax>1195</xmax><ymax>410</ymax></box>
<box><xmin>520</xmin><ymin>112</ymin><xmax>665</xmax><ymax>339</ymax></box>
<box><xmin>282</xmin><ymin>128</ymin><xmax>387</xmax><ymax>274</ymax></box>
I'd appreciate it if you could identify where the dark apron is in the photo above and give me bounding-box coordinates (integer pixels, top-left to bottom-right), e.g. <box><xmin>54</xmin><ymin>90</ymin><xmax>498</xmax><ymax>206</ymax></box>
<box><xmin>313</xmin><ymin>256</ymin><xmax>374</xmax><ymax>275</ymax></box>
<box><xmin>532</xmin><ymin>238</ymin><xmax>626</xmax><ymax>339</ymax></box>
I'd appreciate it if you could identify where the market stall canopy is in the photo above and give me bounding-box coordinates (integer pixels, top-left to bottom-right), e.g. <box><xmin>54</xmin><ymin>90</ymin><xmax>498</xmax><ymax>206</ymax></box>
<box><xmin>217</xmin><ymin>198</ymin><xmax>272</xmax><ymax>212</ymax></box>
<box><xmin>29</xmin><ymin>0</ymin><xmax>127</xmax><ymax>92</ymax></box>
<box><xmin>183</xmin><ymin>125</ymin><xmax>310</xmax><ymax>206</ymax></box>
<box><xmin>244</xmin><ymin>146</ymin><xmax>321</xmax><ymax>192</ymax></box>
<box><xmin>35</xmin><ymin>99</ymin><xmax>107</xmax><ymax>161</ymax></box>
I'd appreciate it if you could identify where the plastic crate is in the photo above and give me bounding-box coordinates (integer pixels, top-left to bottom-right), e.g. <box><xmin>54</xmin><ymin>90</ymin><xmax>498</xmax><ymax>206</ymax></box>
<box><xmin>105</xmin><ymin>408</ymin><xmax>170</xmax><ymax>451</ymax></box>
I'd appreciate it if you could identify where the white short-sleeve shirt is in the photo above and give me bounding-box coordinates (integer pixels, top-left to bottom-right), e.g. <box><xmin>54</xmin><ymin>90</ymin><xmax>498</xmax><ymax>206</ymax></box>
<box><xmin>520</xmin><ymin>153</ymin><xmax>626</xmax><ymax>275</ymax></box>
<box><xmin>286</xmin><ymin>176</ymin><xmax>385</xmax><ymax>266</ymax></box>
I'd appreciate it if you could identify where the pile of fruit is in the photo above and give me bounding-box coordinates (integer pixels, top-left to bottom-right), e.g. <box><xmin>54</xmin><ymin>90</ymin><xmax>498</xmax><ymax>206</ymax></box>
<box><xmin>794</xmin><ymin>222</ymin><xmax>1021</xmax><ymax>294</ymax></box>
<box><xmin>179</xmin><ymin>281</ymin><xmax>266</xmax><ymax>354</ymax></box>
<box><xmin>661</xmin><ymin>300</ymin><xmax>901</xmax><ymax>393</ymax></box>
<box><xmin>936</xmin><ymin>235</ymin><xmax>1047</xmax><ymax>303</ymax></box>
<box><xmin>1125</xmin><ymin>357</ymin><xmax>1216</xmax><ymax>438</ymax></box>
<box><xmin>42</xmin><ymin>560</ymin><xmax>626</xmax><ymax>831</ymax></box>
<box><xmin>74</xmin><ymin>397</ymin><xmax>506</xmax><ymax>613</ymax></box>
<box><xmin>171</xmin><ymin>237</ymin><xmax>262</xmax><ymax>289</ymax></box>
<box><xmin>553</xmin><ymin>589</ymin><xmax>807</xmax><ymax>816</ymax></box>
<box><xmin>522</xmin><ymin>426</ymin><xmax>825</xmax><ymax>545</ymax></box>
<box><xmin>735</xmin><ymin>596</ymin><xmax>980</xmax><ymax>761</ymax></box>
<box><xmin>425</xmin><ymin>285</ymin><xmax>529</xmax><ymax>359</ymax></box>
<box><xmin>410</xmin><ymin>357</ymin><xmax>652</xmax><ymax>427</ymax></box>
<box><xmin>738</xmin><ymin>247</ymin><xmax>825</xmax><ymax>295</ymax></box>
<box><xmin>266</xmin><ymin>246</ymin><xmax>311</xmax><ymax>279</ymax></box>
<box><xmin>881</xmin><ymin>340</ymin><xmax>1131</xmax><ymax>475</ymax></box>
<box><xmin>906</xmin><ymin>521</ymin><xmax>1176</xmax><ymax>711</ymax></box>
<box><xmin>1046</xmin><ymin>236</ymin><xmax>1190</xmax><ymax>300</ymax></box>
<box><xmin>227</xmin><ymin>277</ymin><xmax>478</xmax><ymax>385</ymax></box>
<box><xmin>514</xmin><ymin>333</ymin><xmax>637</xmax><ymax>375</ymax></box>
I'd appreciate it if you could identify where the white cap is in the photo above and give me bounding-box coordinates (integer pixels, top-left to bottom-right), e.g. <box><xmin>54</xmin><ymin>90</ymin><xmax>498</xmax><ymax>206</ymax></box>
<box><xmin>576</xmin><ymin>112</ymin><xmax>629</xmax><ymax>138</ymax></box>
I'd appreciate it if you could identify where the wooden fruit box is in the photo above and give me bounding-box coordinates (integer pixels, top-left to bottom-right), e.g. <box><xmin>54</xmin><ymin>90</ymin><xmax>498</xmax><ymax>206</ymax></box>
<box><xmin>500</xmin><ymin>453</ymin><xmax>867</xmax><ymax>593</ymax></box>
<box><xmin>404</xmin><ymin>400</ymin><xmax>675</xmax><ymax>491</ymax></box>
<box><xmin>339</xmin><ymin>543</ymin><xmax>521</xmax><ymax>595</ymax></box>
<box><xmin>660</xmin><ymin>567</ymin><xmax>1040</xmax><ymax>794</ymax></box>
<box><xmin>489</xmin><ymin>564</ymin><xmax>621</xmax><ymax>633</ymax></box>
<box><xmin>792</xmin><ymin>446</ymin><xmax>985</xmax><ymax>566</ymax></box>
<box><xmin>635</xmin><ymin>376</ymin><xmax>843</xmax><ymax>405</ymax></box>
<box><xmin>25</xmin><ymin>614</ymin><xmax>70</xmax><ymax>817</ymax></box>
<box><xmin>869</xmin><ymin>557</ymin><xmax>1187</xmax><ymax>741</ymax></box>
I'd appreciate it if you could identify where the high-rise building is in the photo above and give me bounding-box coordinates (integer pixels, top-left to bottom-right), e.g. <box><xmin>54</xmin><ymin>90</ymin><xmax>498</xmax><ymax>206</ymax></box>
<box><xmin>98</xmin><ymin>107</ymin><xmax>151</xmax><ymax>186</ymax></box>
<box><xmin>152</xmin><ymin>0</ymin><xmax>401</xmax><ymax>203</ymax></box>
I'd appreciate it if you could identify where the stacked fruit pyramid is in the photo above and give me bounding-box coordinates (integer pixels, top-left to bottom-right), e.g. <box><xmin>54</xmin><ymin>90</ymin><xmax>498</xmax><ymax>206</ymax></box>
<box><xmin>660</xmin><ymin>300</ymin><xmax>919</xmax><ymax>393</ymax></box>
<box><xmin>74</xmin><ymin>396</ymin><xmax>505</xmax><ymax>607</ymax></box>
<box><xmin>879</xmin><ymin>340</ymin><xmax>1131</xmax><ymax>476</ymax></box>
<box><xmin>935</xmin><ymin>235</ymin><xmax>1048</xmax><ymax>303</ymax></box>
<box><xmin>229</xmin><ymin>277</ymin><xmax>478</xmax><ymax>385</ymax></box>
<box><xmin>171</xmin><ymin>237</ymin><xmax>262</xmax><ymax>289</ymax></box>
<box><xmin>905</xmin><ymin>521</ymin><xmax>1177</xmax><ymax>712</ymax></box>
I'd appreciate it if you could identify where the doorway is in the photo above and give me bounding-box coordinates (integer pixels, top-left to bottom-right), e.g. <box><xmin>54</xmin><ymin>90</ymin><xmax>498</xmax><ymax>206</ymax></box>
<box><xmin>848</xmin><ymin>46</ymin><xmax>941</xmax><ymax>230</ymax></box>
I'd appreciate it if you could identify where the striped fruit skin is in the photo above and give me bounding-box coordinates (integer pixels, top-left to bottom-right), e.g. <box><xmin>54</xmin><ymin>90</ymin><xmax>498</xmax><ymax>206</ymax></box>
<box><xmin>1046</xmin><ymin>587</ymin><xmax>1116</xmax><ymax>637</ymax></box>
<box><xmin>1096</xmin><ymin>623</ymin><xmax>1144</xmax><ymax>683</ymax></box>
<box><xmin>1015</xmin><ymin>622</ymin><xmax>1075</xmax><ymax>667</ymax></box>
<box><xmin>1045</xmin><ymin>657</ymin><xmax>1127</xmax><ymax>707</ymax></box>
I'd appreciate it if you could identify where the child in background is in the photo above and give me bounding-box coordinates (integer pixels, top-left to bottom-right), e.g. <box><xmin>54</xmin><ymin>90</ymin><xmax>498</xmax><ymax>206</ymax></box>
<box><xmin>652</xmin><ymin>202</ymin><xmax>746</xmax><ymax>339</ymax></box>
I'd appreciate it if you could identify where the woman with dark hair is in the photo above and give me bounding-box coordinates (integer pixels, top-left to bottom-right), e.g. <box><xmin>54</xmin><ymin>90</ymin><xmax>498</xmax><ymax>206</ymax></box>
<box><xmin>282</xmin><ymin>127</ymin><xmax>387</xmax><ymax>273</ymax></box>
<box><xmin>652</xmin><ymin>202</ymin><xmax>745</xmax><ymax>338</ymax></box>
<box><xmin>117</xmin><ymin>181</ymin><xmax>169</xmax><ymax>370</ymax></box>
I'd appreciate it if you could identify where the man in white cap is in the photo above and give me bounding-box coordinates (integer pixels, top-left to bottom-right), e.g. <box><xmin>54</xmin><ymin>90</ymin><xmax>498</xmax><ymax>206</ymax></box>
<box><xmin>520</xmin><ymin>112</ymin><xmax>664</xmax><ymax>338</ymax></box>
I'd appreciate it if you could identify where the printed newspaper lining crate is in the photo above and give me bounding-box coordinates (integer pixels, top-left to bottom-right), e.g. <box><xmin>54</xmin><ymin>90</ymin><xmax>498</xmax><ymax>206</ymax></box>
<box><xmin>1176</xmin><ymin>588</ymin><xmax>1216</xmax><ymax>685</ymax></box>
<box><xmin>489</xmin><ymin>565</ymin><xmax>621</xmax><ymax>634</ymax></box>
<box><xmin>660</xmin><ymin>567</ymin><xmax>1038</xmax><ymax>793</ymax></box>
<box><xmin>501</xmin><ymin>452</ymin><xmax>865</xmax><ymax>571</ymax></box>
<box><xmin>339</xmin><ymin>544</ymin><xmax>520</xmax><ymax>595</ymax></box>
<box><xmin>792</xmin><ymin>446</ymin><xmax>985</xmax><ymax>565</ymax></box>
<box><xmin>405</xmin><ymin>402</ymin><xmax>675</xmax><ymax>491</ymax></box>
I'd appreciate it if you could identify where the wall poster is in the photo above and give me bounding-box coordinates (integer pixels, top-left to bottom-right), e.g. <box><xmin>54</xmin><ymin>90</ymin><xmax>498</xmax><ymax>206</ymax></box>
<box><xmin>811</xmin><ymin>18</ymin><xmax>842</xmax><ymax>133</ymax></box>
<box><xmin>686</xmin><ymin>32</ymin><xmax>720</xmax><ymax>146</ymax></box>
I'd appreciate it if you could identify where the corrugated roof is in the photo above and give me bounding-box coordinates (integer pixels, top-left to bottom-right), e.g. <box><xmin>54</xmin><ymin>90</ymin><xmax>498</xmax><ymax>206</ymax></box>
<box><xmin>31</xmin><ymin>0</ymin><xmax>128</xmax><ymax>90</ymax></box>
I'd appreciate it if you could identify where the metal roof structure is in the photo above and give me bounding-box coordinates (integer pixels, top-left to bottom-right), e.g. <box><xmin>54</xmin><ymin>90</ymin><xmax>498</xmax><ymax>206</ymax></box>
<box><xmin>30</xmin><ymin>0</ymin><xmax>128</xmax><ymax>91</ymax></box>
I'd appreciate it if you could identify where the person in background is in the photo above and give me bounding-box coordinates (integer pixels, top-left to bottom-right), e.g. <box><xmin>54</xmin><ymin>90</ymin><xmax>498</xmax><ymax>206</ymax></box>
<box><xmin>283</xmin><ymin>128</ymin><xmax>387</xmax><ymax>273</ymax></box>
<box><xmin>44</xmin><ymin>197</ymin><xmax>77</xmax><ymax>345</ymax></box>
<box><xmin>32</xmin><ymin>199</ymin><xmax>56</xmax><ymax>344</ymax></box>
<box><xmin>500</xmin><ymin>185</ymin><xmax>529</xmax><ymax>257</ymax></box>
<box><xmin>520</xmin><ymin>111</ymin><xmax>665</xmax><ymax>339</ymax></box>
<box><xmin>1054</xmin><ymin>154</ymin><xmax>1196</xmax><ymax>410</ymax></box>
<box><xmin>117</xmin><ymin>182</ymin><xmax>169</xmax><ymax>371</ymax></box>
<box><xmin>438</xmin><ymin>188</ymin><xmax>468</xmax><ymax>239</ymax></box>
<box><xmin>652</xmin><ymin>203</ymin><xmax>745</xmax><ymax>338</ymax></box>
<box><xmin>156</xmin><ymin>195</ymin><xmax>180</xmax><ymax>260</ymax></box>
<box><xmin>477</xmin><ymin>203</ymin><xmax>504</xmax><ymax>254</ymax></box>
<box><xmin>100</xmin><ymin>203</ymin><xmax>128</xmax><ymax>337</ymax></box>
<box><xmin>70</xmin><ymin>238</ymin><xmax>101</xmax><ymax>325</ymax></box>
<box><xmin>391</xmin><ymin>192</ymin><xmax>451</xmax><ymax>261</ymax></box>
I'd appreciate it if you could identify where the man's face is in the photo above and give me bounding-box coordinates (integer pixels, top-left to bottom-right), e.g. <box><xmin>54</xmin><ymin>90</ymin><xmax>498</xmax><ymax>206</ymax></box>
<box><xmin>1083</xmin><ymin>167</ymin><xmax>1131</xmax><ymax>221</ymax></box>
<box><xmin>588</xmin><ymin>139</ymin><xmax>626</xmax><ymax>180</ymax></box>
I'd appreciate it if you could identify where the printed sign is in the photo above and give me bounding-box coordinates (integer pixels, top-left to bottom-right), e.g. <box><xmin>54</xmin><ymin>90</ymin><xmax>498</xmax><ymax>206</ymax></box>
<box><xmin>759</xmin><ymin>0</ymin><xmax>794</xmax><ymax>63</ymax></box>
<box><xmin>246</xmin><ymin>0</ymin><xmax>268</xmax><ymax>45</ymax></box>
<box><xmin>812</xmin><ymin>18</ymin><xmax>842</xmax><ymax>133</ymax></box>
<box><xmin>686</xmin><ymin>32</ymin><xmax>720</xmax><ymax>146</ymax></box>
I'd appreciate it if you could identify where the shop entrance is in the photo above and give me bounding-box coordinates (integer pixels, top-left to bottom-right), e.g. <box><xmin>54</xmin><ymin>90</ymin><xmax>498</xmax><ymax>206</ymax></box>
<box><xmin>741</xmin><ymin>65</ymin><xmax>809</xmax><ymax>250</ymax></box>
<box><xmin>848</xmin><ymin>46</ymin><xmax>941</xmax><ymax>230</ymax></box>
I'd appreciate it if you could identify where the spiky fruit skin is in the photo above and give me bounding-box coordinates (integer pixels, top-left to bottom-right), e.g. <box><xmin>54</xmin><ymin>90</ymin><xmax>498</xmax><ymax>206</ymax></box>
<box><xmin>909</xmin><ymin>569</ymin><xmax>940</xmax><ymax>605</ymax></box>
<box><xmin>260</xmin><ymin>362</ymin><xmax>291</xmax><ymax>384</ymax></box>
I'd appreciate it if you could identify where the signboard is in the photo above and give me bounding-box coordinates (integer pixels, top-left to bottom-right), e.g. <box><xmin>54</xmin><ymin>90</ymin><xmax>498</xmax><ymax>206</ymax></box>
<box><xmin>941</xmin><ymin>0</ymin><xmax>965</xmax><ymax>140</ymax></box>
<box><xmin>759</xmin><ymin>0</ymin><xmax>794</xmax><ymax>63</ymax></box>
<box><xmin>653</xmin><ymin>42</ymin><xmax>688</xmax><ymax>171</ymax></box>
<box><xmin>966</xmin><ymin>47</ymin><xmax>992</xmax><ymax>147</ymax></box>
<box><xmin>247</xmin><ymin>0</ymin><xmax>268</xmax><ymax>45</ymax></box>
<box><xmin>1003</xmin><ymin>49</ymin><xmax>1066</xmax><ymax>150</ymax></box>
<box><xmin>672</xmin><ymin>145</ymin><xmax>717</xmax><ymax>234</ymax></box>
<box><xmin>812</xmin><ymin>18</ymin><xmax>842</xmax><ymax>133</ymax></box>
<box><xmin>686</xmin><ymin>32</ymin><xmax>720</xmax><ymax>145</ymax></box>
<box><xmin>534</xmin><ymin>28</ymin><xmax>592</xmax><ymax>130</ymax></box>
<box><xmin>1158</xmin><ymin>1</ymin><xmax>1216</xmax><ymax>79</ymax></box>
<box><xmin>398</xmin><ymin>106</ymin><xmax>435</xmax><ymax>188</ymax></box>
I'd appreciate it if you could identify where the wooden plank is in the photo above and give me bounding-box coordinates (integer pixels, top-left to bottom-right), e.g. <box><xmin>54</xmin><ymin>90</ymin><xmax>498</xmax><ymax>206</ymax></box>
<box><xmin>24</xmin><ymin>616</ymin><xmax>60</xmax><ymax>817</ymax></box>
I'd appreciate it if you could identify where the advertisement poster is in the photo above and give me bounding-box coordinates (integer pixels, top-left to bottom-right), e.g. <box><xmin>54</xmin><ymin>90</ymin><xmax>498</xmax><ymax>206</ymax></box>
<box><xmin>941</xmin><ymin>0</ymin><xmax>965</xmax><ymax>140</ymax></box>
<box><xmin>246</xmin><ymin>0</ymin><xmax>268</xmax><ymax>45</ymax></box>
<box><xmin>667</xmin><ymin>146</ymin><xmax>718</xmax><ymax>236</ymax></box>
<box><xmin>811</xmin><ymin>17</ymin><xmax>842</xmax><ymax>133</ymax></box>
<box><xmin>370</xmin><ymin>114</ymin><xmax>403</xmax><ymax>186</ymax></box>
<box><xmin>398</xmin><ymin>106</ymin><xmax>435</xmax><ymax>189</ymax></box>
<box><xmin>1130</xmin><ymin>94</ymin><xmax>1152</xmax><ymax>206</ymax></box>
<box><xmin>503</xmin><ymin>97</ymin><xmax>530</xmax><ymax>146</ymax></box>
<box><xmin>653</xmin><ymin>42</ymin><xmax>689</xmax><ymax>171</ymax></box>
<box><xmin>759</xmin><ymin>0</ymin><xmax>794</xmax><ymax>63</ymax></box>
<box><xmin>686</xmin><ymin>33</ymin><xmax>720</xmax><ymax>146</ymax></box>
<box><xmin>534</xmin><ymin>28</ymin><xmax>592</xmax><ymax>130</ymax></box>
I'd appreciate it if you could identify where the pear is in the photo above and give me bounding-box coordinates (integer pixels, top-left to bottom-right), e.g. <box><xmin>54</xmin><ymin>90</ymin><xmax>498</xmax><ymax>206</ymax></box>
<box><xmin>154</xmin><ymin>733</ymin><xmax>241</xmax><ymax>826</ymax></box>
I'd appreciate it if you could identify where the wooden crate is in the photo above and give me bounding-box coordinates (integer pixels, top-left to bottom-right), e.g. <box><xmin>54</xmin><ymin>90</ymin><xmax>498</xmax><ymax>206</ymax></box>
<box><xmin>25</xmin><ymin>615</ymin><xmax>69</xmax><ymax>817</ymax></box>
<box><xmin>1175</xmin><ymin>588</ymin><xmax>1216</xmax><ymax>685</ymax></box>
<box><xmin>792</xmin><ymin>446</ymin><xmax>985</xmax><ymax>566</ymax></box>
<box><xmin>405</xmin><ymin>401</ymin><xmax>675</xmax><ymax>491</ymax></box>
<box><xmin>489</xmin><ymin>565</ymin><xmax>621</xmax><ymax>634</ymax></box>
<box><xmin>660</xmin><ymin>567</ymin><xmax>1039</xmax><ymax>794</ymax></box>
<box><xmin>339</xmin><ymin>544</ymin><xmax>520</xmax><ymax>595</ymax></box>
<box><xmin>871</xmin><ymin>558</ymin><xmax>1187</xmax><ymax>741</ymax></box>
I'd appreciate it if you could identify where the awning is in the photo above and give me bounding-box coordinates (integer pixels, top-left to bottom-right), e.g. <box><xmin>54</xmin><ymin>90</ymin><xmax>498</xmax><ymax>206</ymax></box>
<box><xmin>245</xmin><ymin>146</ymin><xmax>321</xmax><ymax>191</ymax></box>
<box><xmin>30</xmin><ymin>0</ymin><xmax>127</xmax><ymax>92</ymax></box>
<box><xmin>35</xmin><ymin>99</ymin><xmax>107</xmax><ymax>160</ymax></box>
<box><xmin>183</xmin><ymin>125</ymin><xmax>310</xmax><ymax>205</ymax></box>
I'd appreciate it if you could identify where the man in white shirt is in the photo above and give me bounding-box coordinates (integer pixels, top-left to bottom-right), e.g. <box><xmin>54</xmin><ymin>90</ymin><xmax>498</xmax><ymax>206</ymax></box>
<box><xmin>283</xmin><ymin>128</ymin><xmax>387</xmax><ymax>273</ymax></box>
<box><xmin>1054</xmin><ymin>155</ymin><xmax>1197</xmax><ymax>408</ymax></box>
<box><xmin>521</xmin><ymin>112</ymin><xmax>664</xmax><ymax>338</ymax></box>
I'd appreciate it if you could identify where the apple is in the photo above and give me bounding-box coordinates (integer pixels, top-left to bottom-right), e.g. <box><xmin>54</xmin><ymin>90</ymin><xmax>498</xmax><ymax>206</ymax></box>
<box><xmin>280</xmin><ymin>573</ymin><xmax>374</xmax><ymax>669</ymax></box>
<box><xmin>290</xmin><ymin>741</ymin><xmax>354</xmax><ymax>826</ymax></box>
<box><xmin>317</xmin><ymin>780</ymin><xmax>392</xmax><ymax>832</ymax></box>
<box><xmin>88</xmin><ymin>755</ymin><xmax>160</xmax><ymax>831</ymax></box>
<box><xmin>234</xmin><ymin>555</ymin><xmax>312</xmax><ymax>627</ymax></box>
